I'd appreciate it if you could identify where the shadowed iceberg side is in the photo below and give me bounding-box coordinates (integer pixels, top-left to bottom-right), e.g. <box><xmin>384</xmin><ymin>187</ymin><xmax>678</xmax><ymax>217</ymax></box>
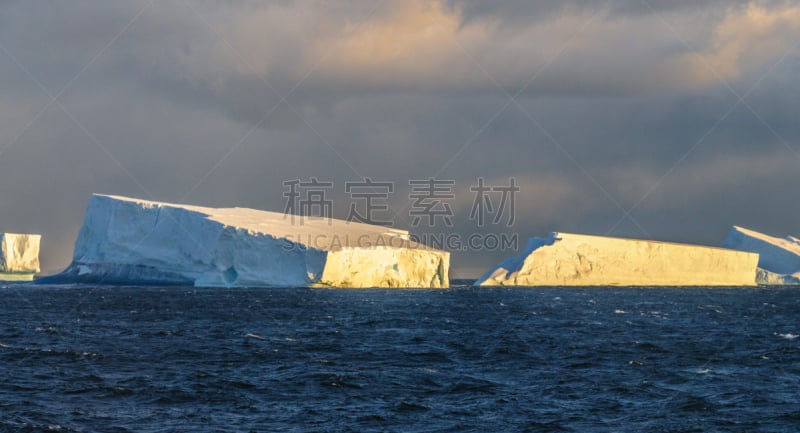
<box><xmin>722</xmin><ymin>226</ymin><xmax>800</xmax><ymax>285</ymax></box>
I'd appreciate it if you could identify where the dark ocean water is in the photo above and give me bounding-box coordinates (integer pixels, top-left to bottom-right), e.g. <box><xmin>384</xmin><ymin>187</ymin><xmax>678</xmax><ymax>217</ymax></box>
<box><xmin>0</xmin><ymin>282</ymin><xmax>798</xmax><ymax>433</ymax></box>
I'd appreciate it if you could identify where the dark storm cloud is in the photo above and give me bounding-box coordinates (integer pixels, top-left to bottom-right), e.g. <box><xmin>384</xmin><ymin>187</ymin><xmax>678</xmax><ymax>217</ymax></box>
<box><xmin>449</xmin><ymin>0</ymin><xmax>751</xmax><ymax>22</ymax></box>
<box><xmin>0</xmin><ymin>0</ymin><xmax>798</xmax><ymax>276</ymax></box>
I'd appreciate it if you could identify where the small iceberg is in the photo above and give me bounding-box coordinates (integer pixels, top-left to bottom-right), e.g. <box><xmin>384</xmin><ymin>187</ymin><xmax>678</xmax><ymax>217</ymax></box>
<box><xmin>0</xmin><ymin>232</ymin><xmax>41</xmax><ymax>281</ymax></box>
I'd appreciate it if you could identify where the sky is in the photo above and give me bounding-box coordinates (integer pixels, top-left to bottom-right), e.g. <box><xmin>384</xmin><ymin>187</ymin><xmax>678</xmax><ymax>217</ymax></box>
<box><xmin>0</xmin><ymin>0</ymin><xmax>799</xmax><ymax>277</ymax></box>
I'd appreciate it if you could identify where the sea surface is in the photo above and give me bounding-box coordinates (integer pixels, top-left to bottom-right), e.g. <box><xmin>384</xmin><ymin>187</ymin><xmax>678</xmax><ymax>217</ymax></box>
<box><xmin>0</xmin><ymin>282</ymin><xmax>798</xmax><ymax>432</ymax></box>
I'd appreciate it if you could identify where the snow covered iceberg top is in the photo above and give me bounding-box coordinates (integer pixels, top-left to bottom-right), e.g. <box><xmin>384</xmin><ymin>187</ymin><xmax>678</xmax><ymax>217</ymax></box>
<box><xmin>0</xmin><ymin>232</ymin><xmax>41</xmax><ymax>277</ymax></box>
<box><xmin>722</xmin><ymin>226</ymin><xmax>800</xmax><ymax>285</ymax></box>
<box><xmin>47</xmin><ymin>194</ymin><xmax>449</xmax><ymax>288</ymax></box>
<box><xmin>73</xmin><ymin>194</ymin><xmax>429</xmax><ymax>256</ymax></box>
<box><xmin>477</xmin><ymin>231</ymin><xmax>759</xmax><ymax>287</ymax></box>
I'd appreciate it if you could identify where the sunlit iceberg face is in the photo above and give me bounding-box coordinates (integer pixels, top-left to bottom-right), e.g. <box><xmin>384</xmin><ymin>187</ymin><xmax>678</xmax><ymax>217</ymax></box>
<box><xmin>478</xmin><ymin>232</ymin><xmax>759</xmax><ymax>287</ymax></box>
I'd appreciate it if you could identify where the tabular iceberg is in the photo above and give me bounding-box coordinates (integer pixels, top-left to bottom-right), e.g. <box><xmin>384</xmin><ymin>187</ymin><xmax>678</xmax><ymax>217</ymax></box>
<box><xmin>0</xmin><ymin>233</ymin><xmax>41</xmax><ymax>281</ymax></box>
<box><xmin>476</xmin><ymin>232</ymin><xmax>759</xmax><ymax>287</ymax></box>
<box><xmin>42</xmin><ymin>194</ymin><xmax>449</xmax><ymax>288</ymax></box>
<box><xmin>722</xmin><ymin>226</ymin><xmax>800</xmax><ymax>285</ymax></box>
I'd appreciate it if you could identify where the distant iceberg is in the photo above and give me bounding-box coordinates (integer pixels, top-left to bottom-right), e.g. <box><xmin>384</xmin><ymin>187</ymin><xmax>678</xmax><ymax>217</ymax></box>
<box><xmin>722</xmin><ymin>226</ymin><xmax>800</xmax><ymax>285</ymax></box>
<box><xmin>0</xmin><ymin>233</ymin><xmax>41</xmax><ymax>281</ymax></box>
<box><xmin>477</xmin><ymin>232</ymin><xmax>759</xmax><ymax>287</ymax></box>
<box><xmin>40</xmin><ymin>194</ymin><xmax>449</xmax><ymax>288</ymax></box>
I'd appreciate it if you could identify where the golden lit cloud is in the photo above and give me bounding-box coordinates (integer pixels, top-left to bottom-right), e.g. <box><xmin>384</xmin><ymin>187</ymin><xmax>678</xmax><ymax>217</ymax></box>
<box><xmin>672</xmin><ymin>2</ymin><xmax>800</xmax><ymax>87</ymax></box>
<box><xmin>204</xmin><ymin>0</ymin><xmax>800</xmax><ymax>94</ymax></box>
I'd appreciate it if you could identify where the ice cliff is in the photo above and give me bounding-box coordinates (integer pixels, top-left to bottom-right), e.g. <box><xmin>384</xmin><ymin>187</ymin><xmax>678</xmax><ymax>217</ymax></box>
<box><xmin>0</xmin><ymin>233</ymin><xmax>41</xmax><ymax>281</ymax></box>
<box><xmin>42</xmin><ymin>194</ymin><xmax>449</xmax><ymax>288</ymax></box>
<box><xmin>722</xmin><ymin>226</ymin><xmax>800</xmax><ymax>285</ymax></box>
<box><xmin>477</xmin><ymin>232</ymin><xmax>759</xmax><ymax>287</ymax></box>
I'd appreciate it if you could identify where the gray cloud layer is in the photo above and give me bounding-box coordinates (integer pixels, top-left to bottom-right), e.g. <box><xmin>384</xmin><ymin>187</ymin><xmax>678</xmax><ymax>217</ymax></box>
<box><xmin>0</xmin><ymin>0</ymin><xmax>798</xmax><ymax>276</ymax></box>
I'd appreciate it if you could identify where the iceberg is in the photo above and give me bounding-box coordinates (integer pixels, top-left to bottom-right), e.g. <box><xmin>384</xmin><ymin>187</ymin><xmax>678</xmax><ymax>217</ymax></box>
<box><xmin>477</xmin><ymin>232</ymin><xmax>759</xmax><ymax>287</ymax></box>
<box><xmin>722</xmin><ymin>226</ymin><xmax>800</xmax><ymax>285</ymax></box>
<box><xmin>41</xmin><ymin>194</ymin><xmax>449</xmax><ymax>288</ymax></box>
<box><xmin>0</xmin><ymin>233</ymin><xmax>41</xmax><ymax>281</ymax></box>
